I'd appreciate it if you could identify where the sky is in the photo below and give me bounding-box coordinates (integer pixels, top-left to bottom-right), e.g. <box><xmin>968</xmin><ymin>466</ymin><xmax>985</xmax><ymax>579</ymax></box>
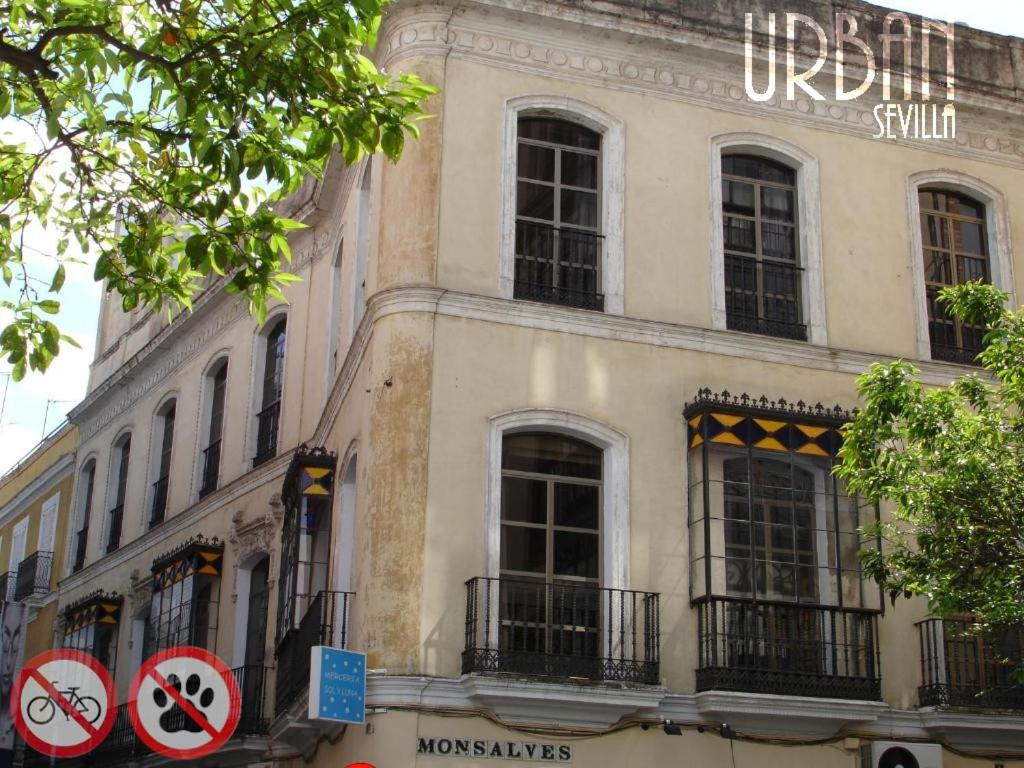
<box><xmin>0</xmin><ymin>2</ymin><xmax>1021</xmax><ymax>474</ymax></box>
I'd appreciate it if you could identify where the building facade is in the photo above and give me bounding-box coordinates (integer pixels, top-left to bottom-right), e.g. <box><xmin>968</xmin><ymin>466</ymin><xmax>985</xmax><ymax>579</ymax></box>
<box><xmin>40</xmin><ymin>0</ymin><xmax>1024</xmax><ymax>766</ymax></box>
<box><xmin>0</xmin><ymin>422</ymin><xmax>76</xmax><ymax>767</ymax></box>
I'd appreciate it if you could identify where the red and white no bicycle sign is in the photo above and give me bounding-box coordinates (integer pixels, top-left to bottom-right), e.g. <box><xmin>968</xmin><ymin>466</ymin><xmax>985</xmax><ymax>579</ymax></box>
<box><xmin>11</xmin><ymin>649</ymin><xmax>117</xmax><ymax>758</ymax></box>
<box><xmin>129</xmin><ymin>645</ymin><xmax>241</xmax><ymax>760</ymax></box>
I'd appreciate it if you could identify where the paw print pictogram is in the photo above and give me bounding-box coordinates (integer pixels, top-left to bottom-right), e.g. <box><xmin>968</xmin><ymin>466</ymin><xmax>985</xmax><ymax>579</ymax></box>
<box><xmin>152</xmin><ymin>673</ymin><xmax>215</xmax><ymax>733</ymax></box>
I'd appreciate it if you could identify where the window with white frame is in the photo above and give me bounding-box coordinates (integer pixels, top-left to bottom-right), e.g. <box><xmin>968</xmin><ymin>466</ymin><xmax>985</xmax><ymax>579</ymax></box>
<box><xmin>710</xmin><ymin>135</ymin><xmax>826</xmax><ymax>345</ymax></box>
<box><xmin>199</xmin><ymin>359</ymin><xmax>228</xmax><ymax>497</ymax></box>
<box><xmin>514</xmin><ymin>118</ymin><xmax>604</xmax><ymax>311</ymax></box>
<box><xmin>72</xmin><ymin>461</ymin><xmax>95</xmax><ymax>572</ymax></box>
<box><xmin>149</xmin><ymin>399</ymin><xmax>175</xmax><ymax>528</ymax></box>
<box><xmin>254</xmin><ymin>319</ymin><xmax>286</xmax><ymax>467</ymax></box>
<box><xmin>106</xmin><ymin>434</ymin><xmax>131</xmax><ymax>554</ymax></box>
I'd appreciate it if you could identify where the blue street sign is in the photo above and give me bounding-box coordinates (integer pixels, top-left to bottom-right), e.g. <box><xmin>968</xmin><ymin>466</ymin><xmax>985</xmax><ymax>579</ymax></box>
<box><xmin>308</xmin><ymin>646</ymin><xmax>366</xmax><ymax>725</ymax></box>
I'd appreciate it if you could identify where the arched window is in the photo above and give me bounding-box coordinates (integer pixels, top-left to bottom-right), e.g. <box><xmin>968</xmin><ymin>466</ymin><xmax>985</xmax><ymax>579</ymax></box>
<box><xmin>919</xmin><ymin>188</ymin><xmax>990</xmax><ymax>363</ymax></box>
<box><xmin>149</xmin><ymin>399</ymin><xmax>175</xmax><ymax>528</ymax></box>
<box><xmin>200</xmin><ymin>360</ymin><xmax>228</xmax><ymax>497</ymax></box>
<box><xmin>721</xmin><ymin>154</ymin><xmax>803</xmax><ymax>340</ymax></box>
<box><xmin>496</xmin><ymin>433</ymin><xmax>602</xmax><ymax>675</ymax></box>
<box><xmin>254</xmin><ymin>319</ymin><xmax>286</xmax><ymax>466</ymax></box>
<box><xmin>72</xmin><ymin>461</ymin><xmax>96</xmax><ymax>572</ymax></box>
<box><xmin>514</xmin><ymin>117</ymin><xmax>603</xmax><ymax>311</ymax></box>
<box><xmin>106</xmin><ymin>434</ymin><xmax>131</xmax><ymax>554</ymax></box>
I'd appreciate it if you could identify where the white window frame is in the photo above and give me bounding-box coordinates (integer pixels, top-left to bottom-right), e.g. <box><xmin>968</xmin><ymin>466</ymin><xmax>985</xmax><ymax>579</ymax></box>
<box><xmin>247</xmin><ymin>311</ymin><xmax>289</xmax><ymax>467</ymax></box>
<box><xmin>194</xmin><ymin>353</ymin><xmax>230</xmax><ymax>498</ymax></box>
<box><xmin>145</xmin><ymin>393</ymin><xmax>178</xmax><ymax>527</ymax></box>
<box><xmin>104</xmin><ymin>428</ymin><xmax>133</xmax><ymax>551</ymax></box>
<box><xmin>500</xmin><ymin>96</ymin><xmax>625</xmax><ymax>315</ymax></box>
<box><xmin>709</xmin><ymin>133</ymin><xmax>827</xmax><ymax>345</ymax></box>
<box><xmin>906</xmin><ymin>170</ymin><xmax>1016</xmax><ymax>362</ymax></box>
<box><xmin>485</xmin><ymin>409</ymin><xmax>630</xmax><ymax>591</ymax></box>
<box><xmin>37</xmin><ymin>492</ymin><xmax>60</xmax><ymax>554</ymax></box>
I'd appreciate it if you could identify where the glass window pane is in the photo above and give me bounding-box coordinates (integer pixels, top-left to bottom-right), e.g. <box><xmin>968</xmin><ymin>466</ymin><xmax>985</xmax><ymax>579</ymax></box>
<box><xmin>722</xmin><ymin>180</ymin><xmax>755</xmax><ymax>216</ymax></box>
<box><xmin>761</xmin><ymin>222</ymin><xmax>796</xmax><ymax>259</ymax></box>
<box><xmin>503</xmin><ymin>434</ymin><xmax>601</xmax><ymax>479</ymax></box>
<box><xmin>518</xmin><ymin>118</ymin><xmax>600</xmax><ymax>150</ymax></box>
<box><xmin>919</xmin><ymin>189</ymin><xmax>943</xmax><ymax>212</ymax></box>
<box><xmin>554</xmin><ymin>483</ymin><xmax>599</xmax><ymax>529</ymax></box>
<box><xmin>761</xmin><ymin>186</ymin><xmax>794</xmax><ymax>221</ymax></box>
<box><xmin>501</xmin><ymin>525</ymin><xmax>546</xmax><ymax>573</ymax></box>
<box><xmin>954</xmin><ymin>220</ymin><xmax>985</xmax><ymax>255</ymax></box>
<box><xmin>517</xmin><ymin>181</ymin><xmax>554</xmax><ymax>221</ymax></box>
<box><xmin>501</xmin><ymin>476</ymin><xmax>547</xmax><ymax>524</ymax></box>
<box><xmin>723</xmin><ymin>155</ymin><xmax>794</xmax><ymax>184</ymax></box>
<box><xmin>553</xmin><ymin>531</ymin><xmax>599</xmax><ymax>578</ymax></box>
<box><xmin>561</xmin><ymin>151</ymin><xmax>597</xmax><ymax>189</ymax></box>
<box><xmin>948</xmin><ymin>194</ymin><xmax>984</xmax><ymax>219</ymax></box>
<box><xmin>921</xmin><ymin>214</ymin><xmax>948</xmax><ymax>249</ymax></box>
<box><xmin>560</xmin><ymin>189</ymin><xmax>598</xmax><ymax>228</ymax></box>
<box><xmin>517</xmin><ymin>143</ymin><xmax>555</xmax><ymax>182</ymax></box>
<box><xmin>923</xmin><ymin>250</ymin><xmax>952</xmax><ymax>284</ymax></box>
<box><xmin>723</xmin><ymin>216</ymin><xmax>756</xmax><ymax>254</ymax></box>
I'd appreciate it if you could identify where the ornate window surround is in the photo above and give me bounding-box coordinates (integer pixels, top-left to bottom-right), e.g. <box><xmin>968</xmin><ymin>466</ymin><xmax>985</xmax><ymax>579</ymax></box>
<box><xmin>485</xmin><ymin>408</ymin><xmax>630</xmax><ymax>591</ymax></box>
<box><xmin>709</xmin><ymin>133</ymin><xmax>826</xmax><ymax>346</ymax></box>
<box><xmin>500</xmin><ymin>95</ymin><xmax>625</xmax><ymax>315</ymax></box>
<box><xmin>906</xmin><ymin>170</ymin><xmax>1016</xmax><ymax>361</ymax></box>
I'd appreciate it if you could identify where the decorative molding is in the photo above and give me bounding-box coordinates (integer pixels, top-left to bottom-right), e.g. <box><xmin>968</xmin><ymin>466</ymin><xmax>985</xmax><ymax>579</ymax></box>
<box><xmin>228</xmin><ymin>498</ymin><xmax>282</xmax><ymax>598</ymax></box>
<box><xmin>691</xmin><ymin>690</ymin><xmax>887</xmax><ymax>738</ymax></box>
<box><xmin>360</xmin><ymin>674</ymin><xmax>1024</xmax><ymax>752</ymax></box>
<box><xmin>709</xmin><ymin>132</ymin><xmax>826</xmax><ymax>345</ymax></box>
<box><xmin>499</xmin><ymin>95</ymin><xmax>625</xmax><ymax>315</ymax></box>
<box><xmin>905</xmin><ymin>169</ymin><xmax>1017</xmax><ymax>361</ymax></box>
<box><xmin>380</xmin><ymin>5</ymin><xmax>1024</xmax><ymax>170</ymax></box>
<box><xmin>685</xmin><ymin>387</ymin><xmax>855</xmax><ymax>424</ymax></box>
<box><xmin>363</xmin><ymin>286</ymin><xmax>984</xmax><ymax>387</ymax></box>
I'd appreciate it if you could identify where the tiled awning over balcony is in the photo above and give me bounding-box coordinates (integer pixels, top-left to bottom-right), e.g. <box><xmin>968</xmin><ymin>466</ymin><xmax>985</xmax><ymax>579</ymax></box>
<box><xmin>462</xmin><ymin>576</ymin><xmax>660</xmax><ymax>686</ymax></box>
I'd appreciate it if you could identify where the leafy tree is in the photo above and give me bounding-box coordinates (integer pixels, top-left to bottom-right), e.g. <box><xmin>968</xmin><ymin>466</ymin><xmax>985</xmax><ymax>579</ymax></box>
<box><xmin>0</xmin><ymin>0</ymin><xmax>435</xmax><ymax>379</ymax></box>
<box><xmin>838</xmin><ymin>281</ymin><xmax>1024</xmax><ymax>671</ymax></box>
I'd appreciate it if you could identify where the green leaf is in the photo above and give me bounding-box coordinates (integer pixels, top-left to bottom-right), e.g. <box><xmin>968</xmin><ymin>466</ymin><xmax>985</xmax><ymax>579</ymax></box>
<box><xmin>37</xmin><ymin>300</ymin><xmax>60</xmax><ymax>314</ymax></box>
<box><xmin>50</xmin><ymin>264</ymin><xmax>66</xmax><ymax>292</ymax></box>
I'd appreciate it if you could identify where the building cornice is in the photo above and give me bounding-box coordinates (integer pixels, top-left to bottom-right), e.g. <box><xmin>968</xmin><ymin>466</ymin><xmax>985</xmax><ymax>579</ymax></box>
<box><xmin>366</xmin><ymin>286</ymin><xmax>980</xmax><ymax>388</ymax></box>
<box><xmin>380</xmin><ymin>2</ymin><xmax>1024</xmax><ymax>170</ymax></box>
<box><xmin>364</xmin><ymin>675</ymin><xmax>1024</xmax><ymax>754</ymax></box>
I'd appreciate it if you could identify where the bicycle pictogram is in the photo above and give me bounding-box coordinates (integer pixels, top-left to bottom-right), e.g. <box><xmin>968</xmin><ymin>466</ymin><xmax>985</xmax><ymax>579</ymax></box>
<box><xmin>26</xmin><ymin>683</ymin><xmax>102</xmax><ymax>725</ymax></box>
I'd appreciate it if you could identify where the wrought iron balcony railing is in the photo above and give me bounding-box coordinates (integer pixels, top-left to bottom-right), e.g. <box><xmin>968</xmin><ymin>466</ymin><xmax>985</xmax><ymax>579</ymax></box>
<box><xmin>724</xmin><ymin>254</ymin><xmax>807</xmax><ymax>341</ymax></box>
<box><xmin>149</xmin><ymin>475</ymin><xmax>169</xmax><ymax>528</ymax></box>
<box><xmin>275</xmin><ymin>590</ymin><xmax>353</xmax><ymax>715</ymax></box>
<box><xmin>199</xmin><ymin>439</ymin><xmax>222</xmax><ymax>497</ymax></box>
<box><xmin>253</xmin><ymin>401</ymin><xmax>281</xmax><ymax>467</ymax></box>
<box><xmin>13</xmin><ymin>551</ymin><xmax>52</xmax><ymax>601</ymax></box>
<box><xmin>233</xmin><ymin>664</ymin><xmax>272</xmax><ymax>735</ymax></box>
<box><xmin>513</xmin><ymin>221</ymin><xmax>604</xmax><ymax>311</ymax></box>
<box><xmin>87</xmin><ymin>702</ymin><xmax>153</xmax><ymax>761</ymax></box>
<box><xmin>695</xmin><ymin>596</ymin><xmax>881</xmax><ymax>700</ymax></box>
<box><xmin>918</xmin><ymin>617</ymin><xmax>1024</xmax><ymax>709</ymax></box>
<box><xmin>72</xmin><ymin>527</ymin><xmax>88</xmax><ymax>572</ymax></box>
<box><xmin>106</xmin><ymin>504</ymin><xmax>124</xmax><ymax>554</ymax></box>
<box><xmin>462</xmin><ymin>576</ymin><xmax>660</xmax><ymax>685</ymax></box>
